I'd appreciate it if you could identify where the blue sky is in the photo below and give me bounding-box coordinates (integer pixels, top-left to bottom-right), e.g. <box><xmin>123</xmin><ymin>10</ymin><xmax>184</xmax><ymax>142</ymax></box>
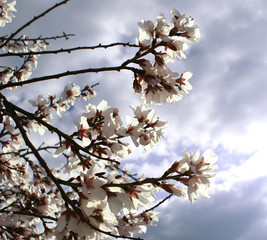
<box><xmin>2</xmin><ymin>0</ymin><xmax>267</xmax><ymax>239</ymax></box>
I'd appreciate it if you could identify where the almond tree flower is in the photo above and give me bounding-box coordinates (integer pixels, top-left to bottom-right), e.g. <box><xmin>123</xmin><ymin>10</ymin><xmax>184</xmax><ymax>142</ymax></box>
<box><xmin>164</xmin><ymin>38</ymin><xmax>189</xmax><ymax>60</ymax></box>
<box><xmin>170</xmin><ymin>9</ymin><xmax>187</xmax><ymax>31</ymax></box>
<box><xmin>176</xmin><ymin>71</ymin><xmax>193</xmax><ymax>94</ymax></box>
<box><xmin>136</xmin><ymin>76</ymin><xmax>169</xmax><ymax>104</ymax></box>
<box><xmin>25</xmin><ymin>119</ymin><xmax>47</xmax><ymax>135</ymax></box>
<box><xmin>80</xmin><ymin>160</ymin><xmax>107</xmax><ymax>201</ymax></box>
<box><xmin>63</xmin><ymin>160</ymin><xmax>85</xmax><ymax>178</ymax></box>
<box><xmin>101</xmin><ymin>106</ymin><xmax>124</xmax><ymax>139</ymax></box>
<box><xmin>135</xmin><ymin>58</ymin><xmax>193</xmax><ymax>105</ymax></box>
<box><xmin>55</xmin><ymin>210</ymin><xmax>80</xmax><ymax>239</ymax></box>
<box><xmin>138</xmin><ymin>20</ymin><xmax>154</xmax><ymax>35</ymax></box>
<box><xmin>138</xmin><ymin>125</ymin><xmax>166</xmax><ymax>152</ymax></box>
<box><xmin>54</xmin><ymin>99</ymin><xmax>71</xmax><ymax>117</ymax></box>
<box><xmin>127</xmin><ymin>105</ymin><xmax>168</xmax><ymax>151</ymax></box>
<box><xmin>184</xmin><ymin>24</ymin><xmax>201</xmax><ymax>43</ymax></box>
<box><xmin>155</xmin><ymin>15</ymin><xmax>170</xmax><ymax>39</ymax></box>
<box><xmin>127</xmin><ymin>183</ymin><xmax>158</xmax><ymax>209</ymax></box>
<box><xmin>140</xmin><ymin>86</ymin><xmax>172</xmax><ymax>105</ymax></box>
<box><xmin>117</xmin><ymin>209</ymin><xmax>159</xmax><ymax>237</ymax></box>
<box><xmin>106</xmin><ymin>188</ymin><xmax>133</xmax><ymax>216</ymax></box>
<box><xmin>26</xmin><ymin>55</ymin><xmax>38</xmax><ymax>70</ymax></box>
<box><xmin>60</xmin><ymin>82</ymin><xmax>81</xmax><ymax>106</ymax></box>
<box><xmin>14</xmin><ymin>69</ymin><xmax>32</xmax><ymax>82</ymax></box>
<box><xmin>130</xmin><ymin>104</ymin><xmax>156</xmax><ymax>122</ymax></box>
<box><xmin>2</xmin><ymin>133</ymin><xmax>23</xmax><ymax>153</ymax></box>
<box><xmin>28</xmin><ymin>95</ymin><xmax>53</xmax><ymax>123</ymax></box>
<box><xmin>81</xmin><ymin>174</ymin><xmax>107</xmax><ymax>202</ymax></box>
<box><xmin>0</xmin><ymin>67</ymin><xmax>32</xmax><ymax>90</ymax></box>
<box><xmin>163</xmin><ymin>158</ymin><xmax>190</xmax><ymax>177</ymax></box>
<box><xmin>53</xmin><ymin>82</ymin><xmax>91</xmax><ymax>118</ymax></box>
<box><xmin>110</xmin><ymin>141</ymin><xmax>132</xmax><ymax>158</ymax></box>
<box><xmin>80</xmin><ymin>200</ymin><xmax>118</xmax><ymax>234</ymax></box>
<box><xmin>161</xmin><ymin>183</ymin><xmax>187</xmax><ymax>198</ymax></box>
<box><xmin>105</xmin><ymin>170</ymin><xmax>136</xmax><ymax>214</ymax></box>
<box><xmin>170</xmin><ymin>8</ymin><xmax>201</xmax><ymax>43</ymax></box>
<box><xmin>137</xmin><ymin>20</ymin><xmax>154</xmax><ymax>50</ymax></box>
<box><xmin>137</xmin><ymin>28</ymin><xmax>153</xmax><ymax>51</ymax></box>
<box><xmin>0</xmin><ymin>0</ymin><xmax>16</xmax><ymax>27</ymax></box>
<box><xmin>81</xmin><ymin>100</ymin><xmax>123</xmax><ymax>141</ymax></box>
<box><xmin>3</xmin><ymin>116</ymin><xmax>15</xmax><ymax>133</ymax></box>
<box><xmin>0</xmin><ymin>67</ymin><xmax>14</xmax><ymax>84</ymax></box>
<box><xmin>74</xmin><ymin>116</ymin><xmax>91</xmax><ymax>146</ymax></box>
<box><xmin>28</xmin><ymin>94</ymin><xmax>49</xmax><ymax>109</ymax></box>
<box><xmin>53</xmin><ymin>140</ymin><xmax>72</xmax><ymax>157</ymax></box>
<box><xmin>124</xmin><ymin>121</ymin><xmax>145</xmax><ymax>147</ymax></box>
<box><xmin>166</xmin><ymin>71</ymin><xmax>193</xmax><ymax>104</ymax></box>
<box><xmin>81</xmin><ymin>84</ymin><xmax>97</xmax><ymax>101</ymax></box>
<box><xmin>183</xmin><ymin>149</ymin><xmax>218</xmax><ymax>176</ymax></box>
<box><xmin>181</xmin><ymin>149</ymin><xmax>218</xmax><ymax>203</ymax></box>
<box><xmin>187</xmin><ymin>176</ymin><xmax>211</xmax><ymax>203</ymax></box>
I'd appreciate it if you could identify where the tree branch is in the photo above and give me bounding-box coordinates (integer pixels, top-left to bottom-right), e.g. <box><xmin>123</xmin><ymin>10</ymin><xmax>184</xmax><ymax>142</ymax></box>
<box><xmin>0</xmin><ymin>42</ymin><xmax>138</xmax><ymax>57</ymax></box>
<box><xmin>0</xmin><ymin>0</ymin><xmax>71</xmax><ymax>48</ymax></box>
<box><xmin>0</xmin><ymin>66</ymin><xmax>139</xmax><ymax>90</ymax></box>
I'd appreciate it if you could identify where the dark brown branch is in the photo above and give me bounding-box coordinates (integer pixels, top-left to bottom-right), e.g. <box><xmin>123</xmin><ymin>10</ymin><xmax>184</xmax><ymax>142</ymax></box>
<box><xmin>0</xmin><ymin>0</ymin><xmax>70</xmax><ymax>48</ymax></box>
<box><xmin>0</xmin><ymin>42</ymin><xmax>138</xmax><ymax>57</ymax></box>
<box><xmin>0</xmin><ymin>66</ymin><xmax>139</xmax><ymax>90</ymax></box>
<box><xmin>103</xmin><ymin>174</ymin><xmax>184</xmax><ymax>189</ymax></box>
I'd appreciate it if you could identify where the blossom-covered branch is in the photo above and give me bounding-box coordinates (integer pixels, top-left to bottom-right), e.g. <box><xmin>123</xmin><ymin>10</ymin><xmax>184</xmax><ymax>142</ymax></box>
<box><xmin>0</xmin><ymin>1</ymin><xmax>218</xmax><ymax>239</ymax></box>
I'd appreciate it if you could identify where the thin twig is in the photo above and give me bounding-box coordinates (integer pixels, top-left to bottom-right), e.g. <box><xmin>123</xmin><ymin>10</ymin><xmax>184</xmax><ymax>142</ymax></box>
<box><xmin>143</xmin><ymin>194</ymin><xmax>173</xmax><ymax>213</ymax></box>
<box><xmin>0</xmin><ymin>33</ymin><xmax>75</xmax><ymax>42</ymax></box>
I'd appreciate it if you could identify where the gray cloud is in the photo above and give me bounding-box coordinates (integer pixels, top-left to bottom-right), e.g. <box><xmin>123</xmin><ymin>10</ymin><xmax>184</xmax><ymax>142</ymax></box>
<box><xmin>143</xmin><ymin>177</ymin><xmax>267</xmax><ymax>240</ymax></box>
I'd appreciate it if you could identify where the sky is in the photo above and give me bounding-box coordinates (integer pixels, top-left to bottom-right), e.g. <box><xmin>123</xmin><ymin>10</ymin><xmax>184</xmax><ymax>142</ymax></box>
<box><xmin>2</xmin><ymin>0</ymin><xmax>267</xmax><ymax>239</ymax></box>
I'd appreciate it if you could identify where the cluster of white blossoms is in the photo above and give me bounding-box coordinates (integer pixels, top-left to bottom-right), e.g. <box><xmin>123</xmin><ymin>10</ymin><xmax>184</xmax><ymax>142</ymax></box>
<box><xmin>134</xmin><ymin>9</ymin><xmax>200</xmax><ymax>105</ymax></box>
<box><xmin>0</xmin><ymin>0</ymin><xmax>16</xmax><ymax>27</ymax></box>
<box><xmin>69</xmin><ymin>100</ymin><xmax>167</xmax><ymax>158</ymax></box>
<box><xmin>0</xmin><ymin>4</ymin><xmax>218</xmax><ymax>240</ymax></box>
<box><xmin>0</xmin><ymin>37</ymin><xmax>48</xmax><ymax>87</ymax></box>
<box><xmin>26</xmin><ymin>82</ymin><xmax>96</xmax><ymax>135</ymax></box>
<box><xmin>53</xmin><ymin>159</ymin><xmax>160</xmax><ymax>239</ymax></box>
<box><xmin>162</xmin><ymin>149</ymin><xmax>218</xmax><ymax>203</ymax></box>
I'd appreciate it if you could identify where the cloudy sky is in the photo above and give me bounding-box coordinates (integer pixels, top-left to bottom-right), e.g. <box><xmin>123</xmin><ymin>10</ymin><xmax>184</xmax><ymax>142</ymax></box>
<box><xmin>2</xmin><ymin>0</ymin><xmax>267</xmax><ymax>239</ymax></box>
